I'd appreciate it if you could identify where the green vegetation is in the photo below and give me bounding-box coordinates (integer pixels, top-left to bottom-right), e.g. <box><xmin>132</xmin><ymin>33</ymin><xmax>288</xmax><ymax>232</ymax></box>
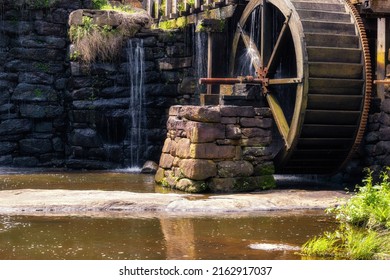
<box><xmin>69</xmin><ymin>16</ymin><xmax>122</xmax><ymax>63</ymax></box>
<box><xmin>301</xmin><ymin>169</ymin><xmax>390</xmax><ymax>259</ymax></box>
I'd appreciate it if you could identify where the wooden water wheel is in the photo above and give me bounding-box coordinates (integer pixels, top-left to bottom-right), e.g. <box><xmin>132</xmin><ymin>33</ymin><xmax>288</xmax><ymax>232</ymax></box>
<box><xmin>228</xmin><ymin>0</ymin><xmax>372</xmax><ymax>174</ymax></box>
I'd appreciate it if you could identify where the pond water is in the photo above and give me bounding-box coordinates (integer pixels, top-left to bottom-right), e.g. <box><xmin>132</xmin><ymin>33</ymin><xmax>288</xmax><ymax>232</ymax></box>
<box><xmin>0</xmin><ymin>169</ymin><xmax>337</xmax><ymax>260</ymax></box>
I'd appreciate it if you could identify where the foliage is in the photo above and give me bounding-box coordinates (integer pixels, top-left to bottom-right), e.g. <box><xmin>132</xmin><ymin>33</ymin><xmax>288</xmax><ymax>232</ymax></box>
<box><xmin>301</xmin><ymin>168</ymin><xmax>390</xmax><ymax>260</ymax></box>
<box><xmin>92</xmin><ymin>0</ymin><xmax>109</xmax><ymax>9</ymax></box>
<box><xmin>332</xmin><ymin>168</ymin><xmax>390</xmax><ymax>229</ymax></box>
<box><xmin>302</xmin><ymin>226</ymin><xmax>390</xmax><ymax>260</ymax></box>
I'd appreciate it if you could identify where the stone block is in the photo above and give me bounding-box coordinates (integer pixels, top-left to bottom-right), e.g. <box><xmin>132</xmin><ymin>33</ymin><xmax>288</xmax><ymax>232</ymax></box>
<box><xmin>381</xmin><ymin>98</ymin><xmax>390</xmax><ymax>114</ymax></box>
<box><xmin>70</xmin><ymin>128</ymin><xmax>102</xmax><ymax>148</ymax></box>
<box><xmin>176</xmin><ymin>178</ymin><xmax>208</xmax><ymax>193</ymax></box>
<box><xmin>179</xmin><ymin>106</ymin><xmax>221</xmax><ymax>123</ymax></box>
<box><xmin>379</xmin><ymin>127</ymin><xmax>390</xmax><ymax>141</ymax></box>
<box><xmin>169</xmin><ymin>105</ymin><xmax>182</xmax><ymax>116</ymax></box>
<box><xmin>13</xmin><ymin>156</ymin><xmax>39</xmax><ymax>167</ymax></box>
<box><xmin>19</xmin><ymin>72</ymin><xmax>54</xmax><ymax>85</ymax></box>
<box><xmin>242</xmin><ymin>128</ymin><xmax>271</xmax><ymax>138</ymax></box>
<box><xmin>157</xmin><ymin>57</ymin><xmax>192</xmax><ymax>70</ymax></box>
<box><xmin>0</xmin><ymin>119</ymin><xmax>32</xmax><ymax>135</ymax></box>
<box><xmin>176</xmin><ymin>138</ymin><xmax>191</xmax><ymax>159</ymax></box>
<box><xmin>226</xmin><ymin>125</ymin><xmax>241</xmax><ymax>140</ymax></box>
<box><xmin>190</xmin><ymin>143</ymin><xmax>236</xmax><ymax>159</ymax></box>
<box><xmin>240</xmin><ymin>137</ymin><xmax>272</xmax><ymax>146</ymax></box>
<box><xmin>19</xmin><ymin>139</ymin><xmax>52</xmax><ymax>154</ymax></box>
<box><xmin>178</xmin><ymin>77</ymin><xmax>197</xmax><ymax>94</ymax></box>
<box><xmin>209</xmin><ymin>176</ymin><xmax>275</xmax><ymax>193</ymax></box>
<box><xmin>243</xmin><ymin>147</ymin><xmax>270</xmax><ymax>158</ymax></box>
<box><xmin>220</xmin><ymin>106</ymin><xmax>255</xmax><ymax>117</ymax></box>
<box><xmin>240</xmin><ymin>117</ymin><xmax>272</xmax><ymax>128</ymax></box>
<box><xmin>221</xmin><ymin>117</ymin><xmax>238</xmax><ymax>124</ymax></box>
<box><xmin>0</xmin><ymin>155</ymin><xmax>13</xmax><ymax>166</ymax></box>
<box><xmin>141</xmin><ymin>161</ymin><xmax>159</xmax><ymax>174</ymax></box>
<box><xmin>253</xmin><ymin>162</ymin><xmax>275</xmax><ymax>176</ymax></box>
<box><xmin>159</xmin><ymin>153</ymin><xmax>174</xmax><ymax>169</ymax></box>
<box><xmin>162</xmin><ymin>138</ymin><xmax>173</xmax><ymax>153</ymax></box>
<box><xmin>179</xmin><ymin>159</ymin><xmax>217</xmax><ymax>180</ymax></box>
<box><xmin>254</xmin><ymin>107</ymin><xmax>272</xmax><ymax>117</ymax></box>
<box><xmin>155</xmin><ymin>167</ymin><xmax>165</xmax><ymax>183</ymax></box>
<box><xmin>167</xmin><ymin>116</ymin><xmax>188</xmax><ymax>130</ymax></box>
<box><xmin>12</xmin><ymin>83</ymin><xmax>57</xmax><ymax>102</ymax></box>
<box><xmin>0</xmin><ymin>142</ymin><xmax>17</xmax><ymax>155</ymax></box>
<box><xmin>186</xmin><ymin>121</ymin><xmax>225</xmax><ymax>143</ymax></box>
<box><xmin>217</xmin><ymin>161</ymin><xmax>254</xmax><ymax>178</ymax></box>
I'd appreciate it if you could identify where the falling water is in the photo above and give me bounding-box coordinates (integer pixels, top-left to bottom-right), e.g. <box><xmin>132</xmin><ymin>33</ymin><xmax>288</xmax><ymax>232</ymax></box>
<box><xmin>194</xmin><ymin>29</ymin><xmax>208</xmax><ymax>94</ymax></box>
<box><xmin>237</xmin><ymin>6</ymin><xmax>261</xmax><ymax>76</ymax></box>
<box><xmin>126</xmin><ymin>39</ymin><xmax>146</xmax><ymax>169</ymax></box>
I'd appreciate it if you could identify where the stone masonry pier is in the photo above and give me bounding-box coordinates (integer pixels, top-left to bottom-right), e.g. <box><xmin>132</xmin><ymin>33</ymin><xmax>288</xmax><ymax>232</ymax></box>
<box><xmin>155</xmin><ymin>105</ymin><xmax>275</xmax><ymax>193</ymax></box>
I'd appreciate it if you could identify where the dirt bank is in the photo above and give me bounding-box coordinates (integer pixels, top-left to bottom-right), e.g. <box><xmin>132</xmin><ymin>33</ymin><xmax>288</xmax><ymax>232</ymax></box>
<box><xmin>0</xmin><ymin>189</ymin><xmax>349</xmax><ymax>217</ymax></box>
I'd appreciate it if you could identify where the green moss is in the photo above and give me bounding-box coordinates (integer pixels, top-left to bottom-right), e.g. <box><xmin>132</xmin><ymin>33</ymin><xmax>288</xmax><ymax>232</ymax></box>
<box><xmin>176</xmin><ymin>17</ymin><xmax>188</xmax><ymax>29</ymax></box>
<box><xmin>158</xmin><ymin>19</ymin><xmax>177</xmax><ymax>30</ymax></box>
<box><xmin>254</xmin><ymin>163</ymin><xmax>275</xmax><ymax>176</ymax></box>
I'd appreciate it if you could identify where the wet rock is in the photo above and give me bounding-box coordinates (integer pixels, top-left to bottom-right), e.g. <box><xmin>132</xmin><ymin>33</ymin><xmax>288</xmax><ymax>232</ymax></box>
<box><xmin>0</xmin><ymin>119</ymin><xmax>32</xmax><ymax>135</ymax></box>
<box><xmin>18</xmin><ymin>72</ymin><xmax>54</xmax><ymax>85</ymax></box>
<box><xmin>20</xmin><ymin>139</ymin><xmax>53</xmax><ymax>154</ymax></box>
<box><xmin>176</xmin><ymin>178</ymin><xmax>208</xmax><ymax>193</ymax></box>
<box><xmin>157</xmin><ymin>57</ymin><xmax>192</xmax><ymax>70</ymax></box>
<box><xmin>0</xmin><ymin>142</ymin><xmax>17</xmax><ymax>155</ymax></box>
<box><xmin>13</xmin><ymin>156</ymin><xmax>39</xmax><ymax>167</ymax></box>
<box><xmin>12</xmin><ymin>83</ymin><xmax>57</xmax><ymax>102</ymax></box>
<box><xmin>179</xmin><ymin>159</ymin><xmax>216</xmax><ymax>180</ymax></box>
<box><xmin>66</xmin><ymin>159</ymin><xmax>118</xmax><ymax>170</ymax></box>
<box><xmin>70</xmin><ymin>128</ymin><xmax>102</xmax><ymax>148</ymax></box>
<box><xmin>155</xmin><ymin>168</ymin><xmax>165</xmax><ymax>183</ymax></box>
<box><xmin>178</xmin><ymin>77</ymin><xmax>196</xmax><ymax>95</ymax></box>
<box><xmin>141</xmin><ymin>161</ymin><xmax>158</xmax><ymax>174</ymax></box>
<box><xmin>217</xmin><ymin>161</ymin><xmax>254</xmax><ymax>178</ymax></box>
<box><xmin>0</xmin><ymin>155</ymin><xmax>13</xmax><ymax>165</ymax></box>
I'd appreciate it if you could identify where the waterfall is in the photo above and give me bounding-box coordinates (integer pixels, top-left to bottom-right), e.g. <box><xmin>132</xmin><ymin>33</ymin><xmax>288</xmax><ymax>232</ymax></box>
<box><xmin>126</xmin><ymin>39</ymin><xmax>146</xmax><ymax>169</ymax></box>
<box><xmin>194</xmin><ymin>29</ymin><xmax>208</xmax><ymax>94</ymax></box>
<box><xmin>236</xmin><ymin>7</ymin><xmax>261</xmax><ymax>76</ymax></box>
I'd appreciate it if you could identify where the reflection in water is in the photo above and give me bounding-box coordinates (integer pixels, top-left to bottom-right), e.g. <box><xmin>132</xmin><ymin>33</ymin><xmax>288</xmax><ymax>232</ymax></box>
<box><xmin>0</xmin><ymin>212</ymin><xmax>336</xmax><ymax>260</ymax></box>
<box><xmin>0</xmin><ymin>170</ymin><xmax>179</xmax><ymax>193</ymax></box>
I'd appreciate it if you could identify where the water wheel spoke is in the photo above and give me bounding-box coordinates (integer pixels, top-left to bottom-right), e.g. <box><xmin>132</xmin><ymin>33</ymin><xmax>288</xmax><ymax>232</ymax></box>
<box><xmin>261</xmin><ymin>0</ymin><xmax>273</xmax><ymax>68</ymax></box>
<box><xmin>268</xmin><ymin>78</ymin><xmax>302</xmax><ymax>85</ymax></box>
<box><xmin>266</xmin><ymin>93</ymin><xmax>290</xmax><ymax>146</ymax></box>
<box><xmin>266</xmin><ymin>10</ymin><xmax>292</xmax><ymax>76</ymax></box>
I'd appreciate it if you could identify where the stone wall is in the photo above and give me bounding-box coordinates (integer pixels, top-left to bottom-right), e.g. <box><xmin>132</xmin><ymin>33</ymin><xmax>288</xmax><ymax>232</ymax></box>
<box><xmin>67</xmin><ymin>29</ymin><xmax>197</xmax><ymax>169</ymax></box>
<box><xmin>364</xmin><ymin>89</ymin><xmax>390</xmax><ymax>175</ymax></box>
<box><xmin>154</xmin><ymin>105</ymin><xmax>275</xmax><ymax>193</ymax></box>
<box><xmin>0</xmin><ymin>0</ymin><xmax>94</xmax><ymax>167</ymax></box>
<box><xmin>0</xmin><ymin>0</ymin><xmax>197</xmax><ymax>169</ymax></box>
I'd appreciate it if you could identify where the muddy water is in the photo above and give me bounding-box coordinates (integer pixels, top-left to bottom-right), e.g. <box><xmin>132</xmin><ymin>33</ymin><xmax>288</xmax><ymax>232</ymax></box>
<box><xmin>0</xmin><ymin>169</ymin><xmax>176</xmax><ymax>193</ymax></box>
<box><xmin>0</xmin><ymin>212</ymin><xmax>335</xmax><ymax>260</ymax></box>
<box><xmin>0</xmin><ymin>169</ymin><xmax>337</xmax><ymax>260</ymax></box>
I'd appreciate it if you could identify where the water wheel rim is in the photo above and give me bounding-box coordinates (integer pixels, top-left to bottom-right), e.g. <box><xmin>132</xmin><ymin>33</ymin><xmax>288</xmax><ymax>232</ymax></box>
<box><xmin>230</xmin><ymin>0</ymin><xmax>371</xmax><ymax>173</ymax></box>
<box><xmin>230</xmin><ymin>0</ymin><xmax>307</xmax><ymax>154</ymax></box>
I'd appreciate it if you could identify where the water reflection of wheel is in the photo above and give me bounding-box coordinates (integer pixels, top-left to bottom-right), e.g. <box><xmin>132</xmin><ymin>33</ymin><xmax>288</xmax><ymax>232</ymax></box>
<box><xmin>230</xmin><ymin>0</ymin><xmax>371</xmax><ymax>174</ymax></box>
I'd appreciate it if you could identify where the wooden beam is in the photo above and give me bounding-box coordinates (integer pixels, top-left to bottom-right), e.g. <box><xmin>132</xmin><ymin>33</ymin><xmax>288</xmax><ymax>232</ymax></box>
<box><xmin>377</xmin><ymin>18</ymin><xmax>386</xmax><ymax>100</ymax></box>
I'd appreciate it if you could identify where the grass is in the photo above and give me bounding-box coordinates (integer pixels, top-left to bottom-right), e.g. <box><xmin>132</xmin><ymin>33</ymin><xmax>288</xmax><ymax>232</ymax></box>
<box><xmin>301</xmin><ymin>168</ymin><xmax>390</xmax><ymax>260</ymax></box>
<box><xmin>69</xmin><ymin>9</ymin><xmax>149</xmax><ymax>64</ymax></box>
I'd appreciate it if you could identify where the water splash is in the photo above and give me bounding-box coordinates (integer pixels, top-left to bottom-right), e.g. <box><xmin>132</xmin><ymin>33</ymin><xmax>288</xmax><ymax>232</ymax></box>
<box><xmin>126</xmin><ymin>39</ymin><xmax>146</xmax><ymax>168</ymax></box>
